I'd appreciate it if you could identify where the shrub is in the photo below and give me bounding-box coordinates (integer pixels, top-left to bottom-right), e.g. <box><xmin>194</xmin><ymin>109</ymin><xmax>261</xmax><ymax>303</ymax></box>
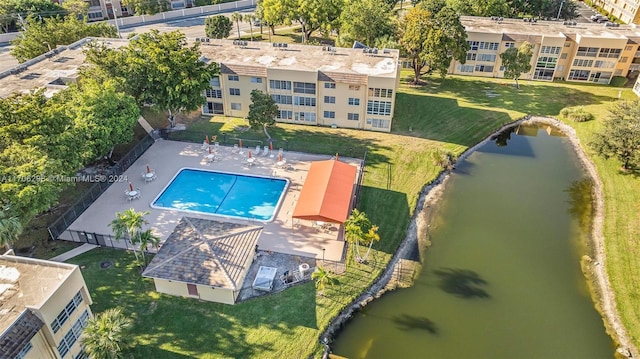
<box><xmin>560</xmin><ymin>107</ymin><xmax>594</xmax><ymax>122</ymax></box>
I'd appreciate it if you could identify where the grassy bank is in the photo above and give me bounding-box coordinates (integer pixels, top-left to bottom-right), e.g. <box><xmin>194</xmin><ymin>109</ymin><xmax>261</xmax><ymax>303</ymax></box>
<box><xmin>76</xmin><ymin>73</ymin><xmax>636</xmax><ymax>357</ymax></box>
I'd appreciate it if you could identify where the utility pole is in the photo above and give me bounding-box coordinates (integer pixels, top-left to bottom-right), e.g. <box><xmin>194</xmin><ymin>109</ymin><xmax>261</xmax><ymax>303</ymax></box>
<box><xmin>106</xmin><ymin>0</ymin><xmax>121</xmax><ymax>38</ymax></box>
<box><xmin>556</xmin><ymin>0</ymin><xmax>565</xmax><ymax>20</ymax></box>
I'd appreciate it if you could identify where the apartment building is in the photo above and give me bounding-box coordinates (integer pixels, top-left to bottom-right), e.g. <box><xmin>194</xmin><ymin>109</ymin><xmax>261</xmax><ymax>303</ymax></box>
<box><xmin>56</xmin><ymin>0</ymin><xmax>192</xmax><ymax>21</ymax></box>
<box><xmin>198</xmin><ymin>40</ymin><xmax>401</xmax><ymax>132</ymax></box>
<box><xmin>449</xmin><ymin>16</ymin><xmax>640</xmax><ymax>85</ymax></box>
<box><xmin>0</xmin><ymin>253</ymin><xmax>93</xmax><ymax>359</ymax></box>
<box><xmin>592</xmin><ymin>0</ymin><xmax>640</xmax><ymax>25</ymax></box>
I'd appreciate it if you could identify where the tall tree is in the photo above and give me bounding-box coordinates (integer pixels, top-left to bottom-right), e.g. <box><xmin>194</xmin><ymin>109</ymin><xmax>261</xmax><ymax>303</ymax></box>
<box><xmin>62</xmin><ymin>0</ymin><xmax>89</xmax><ymax>19</ymax></box>
<box><xmin>0</xmin><ymin>0</ymin><xmax>64</xmax><ymax>33</ymax></box>
<box><xmin>499</xmin><ymin>41</ymin><xmax>533</xmax><ymax>89</ymax></box>
<box><xmin>260</xmin><ymin>0</ymin><xmax>288</xmax><ymax>36</ymax></box>
<box><xmin>311</xmin><ymin>266</ymin><xmax>339</xmax><ymax>295</ymax></box>
<box><xmin>338</xmin><ymin>0</ymin><xmax>394</xmax><ymax>47</ymax></box>
<box><xmin>263</xmin><ymin>0</ymin><xmax>343</xmax><ymax>43</ymax></box>
<box><xmin>400</xmin><ymin>3</ymin><xmax>469</xmax><ymax>84</ymax></box>
<box><xmin>81</xmin><ymin>308</ymin><xmax>133</xmax><ymax>359</ymax></box>
<box><xmin>590</xmin><ymin>100</ymin><xmax>640</xmax><ymax>171</ymax></box>
<box><xmin>231</xmin><ymin>12</ymin><xmax>243</xmax><ymax>40</ymax></box>
<box><xmin>109</xmin><ymin>209</ymin><xmax>149</xmax><ymax>263</ymax></box>
<box><xmin>344</xmin><ymin>208</ymin><xmax>380</xmax><ymax>263</ymax></box>
<box><xmin>447</xmin><ymin>0</ymin><xmax>508</xmax><ymax>17</ymax></box>
<box><xmin>136</xmin><ymin>229</ymin><xmax>160</xmax><ymax>265</ymax></box>
<box><xmin>84</xmin><ymin>30</ymin><xmax>219</xmax><ymax>128</ymax></box>
<box><xmin>244</xmin><ymin>13</ymin><xmax>256</xmax><ymax>40</ymax></box>
<box><xmin>11</xmin><ymin>15</ymin><xmax>117</xmax><ymax>63</ymax></box>
<box><xmin>205</xmin><ymin>15</ymin><xmax>232</xmax><ymax>39</ymax></box>
<box><xmin>0</xmin><ymin>207</ymin><xmax>22</xmax><ymax>251</ymax></box>
<box><xmin>247</xmin><ymin>90</ymin><xmax>279</xmax><ymax>134</ymax></box>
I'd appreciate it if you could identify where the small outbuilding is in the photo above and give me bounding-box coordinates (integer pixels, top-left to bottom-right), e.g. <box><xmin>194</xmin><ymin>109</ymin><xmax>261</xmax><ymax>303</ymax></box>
<box><xmin>142</xmin><ymin>217</ymin><xmax>262</xmax><ymax>304</ymax></box>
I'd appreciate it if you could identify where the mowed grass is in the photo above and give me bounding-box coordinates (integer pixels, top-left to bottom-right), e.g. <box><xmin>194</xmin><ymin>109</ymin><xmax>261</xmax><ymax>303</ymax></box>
<box><xmin>84</xmin><ymin>72</ymin><xmax>639</xmax><ymax>356</ymax></box>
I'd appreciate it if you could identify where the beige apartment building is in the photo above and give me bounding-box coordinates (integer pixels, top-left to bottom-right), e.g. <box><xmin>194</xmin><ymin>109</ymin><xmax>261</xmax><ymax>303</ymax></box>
<box><xmin>55</xmin><ymin>0</ymin><xmax>191</xmax><ymax>21</ymax></box>
<box><xmin>449</xmin><ymin>16</ymin><xmax>640</xmax><ymax>85</ymax></box>
<box><xmin>0</xmin><ymin>253</ymin><xmax>93</xmax><ymax>359</ymax></box>
<box><xmin>592</xmin><ymin>0</ymin><xmax>640</xmax><ymax>25</ymax></box>
<box><xmin>198</xmin><ymin>40</ymin><xmax>401</xmax><ymax>132</ymax></box>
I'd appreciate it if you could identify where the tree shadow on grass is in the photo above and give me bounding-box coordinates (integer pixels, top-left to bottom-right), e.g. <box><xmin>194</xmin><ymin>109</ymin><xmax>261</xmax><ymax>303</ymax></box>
<box><xmin>433</xmin><ymin>268</ymin><xmax>490</xmax><ymax>299</ymax></box>
<box><xmin>392</xmin><ymin>314</ymin><xmax>438</xmax><ymax>334</ymax></box>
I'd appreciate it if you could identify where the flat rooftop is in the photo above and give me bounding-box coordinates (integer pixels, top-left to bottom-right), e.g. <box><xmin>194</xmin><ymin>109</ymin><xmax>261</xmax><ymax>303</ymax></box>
<box><xmin>0</xmin><ymin>255</ymin><xmax>76</xmax><ymax>335</ymax></box>
<box><xmin>461</xmin><ymin>16</ymin><xmax>640</xmax><ymax>41</ymax></box>
<box><xmin>198</xmin><ymin>39</ymin><xmax>399</xmax><ymax>78</ymax></box>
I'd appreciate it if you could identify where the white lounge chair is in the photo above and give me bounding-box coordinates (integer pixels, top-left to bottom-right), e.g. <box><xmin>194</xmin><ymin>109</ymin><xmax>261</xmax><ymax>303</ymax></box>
<box><xmin>254</xmin><ymin>145</ymin><xmax>261</xmax><ymax>156</ymax></box>
<box><xmin>262</xmin><ymin>145</ymin><xmax>269</xmax><ymax>156</ymax></box>
<box><xmin>201</xmin><ymin>141</ymin><xmax>208</xmax><ymax>151</ymax></box>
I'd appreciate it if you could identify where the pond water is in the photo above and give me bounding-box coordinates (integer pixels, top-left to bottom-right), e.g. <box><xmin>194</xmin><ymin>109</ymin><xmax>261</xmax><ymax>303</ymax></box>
<box><xmin>331</xmin><ymin>125</ymin><xmax>614</xmax><ymax>358</ymax></box>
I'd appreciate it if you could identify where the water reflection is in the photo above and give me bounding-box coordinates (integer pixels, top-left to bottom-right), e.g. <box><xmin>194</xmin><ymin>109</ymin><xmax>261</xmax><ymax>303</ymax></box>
<box><xmin>565</xmin><ymin>179</ymin><xmax>594</xmax><ymax>229</ymax></box>
<box><xmin>433</xmin><ymin>268</ymin><xmax>490</xmax><ymax>299</ymax></box>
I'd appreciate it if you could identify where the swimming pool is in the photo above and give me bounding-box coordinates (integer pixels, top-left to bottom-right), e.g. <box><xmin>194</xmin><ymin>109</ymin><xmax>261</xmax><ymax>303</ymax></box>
<box><xmin>151</xmin><ymin>168</ymin><xmax>289</xmax><ymax>222</ymax></box>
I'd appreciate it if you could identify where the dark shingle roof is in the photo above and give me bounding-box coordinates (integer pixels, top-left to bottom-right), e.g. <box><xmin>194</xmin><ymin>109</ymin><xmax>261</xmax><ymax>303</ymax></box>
<box><xmin>317</xmin><ymin>71</ymin><xmax>368</xmax><ymax>85</ymax></box>
<box><xmin>220</xmin><ymin>63</ymin><xmax>267</xmax><ymax>77</ymax></box>
<box><xmin>142</xmin><ymin>218</ymin><xmax>262</xmax><ymax>290</ymax></box>
<box><xmin>0</xmin><ymin>310</ymin><xmax>44</xmax><ymax>359</ymax></box>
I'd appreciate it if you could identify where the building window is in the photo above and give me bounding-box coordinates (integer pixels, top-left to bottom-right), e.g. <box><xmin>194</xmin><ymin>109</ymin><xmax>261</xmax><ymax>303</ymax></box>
<box><xmin>293</xmin><ymin>82</ymin><xmax>316</xmax><ymax>94</ymax></box>
<box><xmin>294</xmin><ymin>96</ymin><xmax>316</xmax><ymax>106</ymax></box>
<box><xmin>366</xmin><ymin>118</ymin><xmax>390</xmax><ymax>129</ymax></box>
<box><xmin>271</xmin><ymin>94</ymin><xmax>292</xmax><ymax>104</ymax></box>
<box><xmin>594</xmin><ymin>60</ymin><xmax>615</xmax><ymax>68</ymax></box>
<box><xmin>57</xmin><ymin>310</ymin><xmax>90</xmax><ymax>358</ymax></box>
<box><xmin>477</xmin><ymin>53</ymin><xmax>496</xmax><ymax>62</ymax></box>
<box><xmin>324</xmin><ymin>82</ymin><xmax>336</xmax><ymax>89</ymax></box>
<box><xmin>536</xmin><ymin>56</ymin><xmax>558</xmax><ymax>69</ymax></box>
<box><xmin>210</xmin><ymin>77</ymin><xmax>220</xmax><ymax>87</ymax></box>
<box><xmin>348</xmin><ymin>98</ymin><xmax>360</xmax><ymax>105</ymax></box>
<box><xmin>294</xmin><ymin>111</ymin><xmax>316</xmax><ymax>122</ymax></box>
<box><xmin>540</xmin><ymin>46</ymin><xmax>561</xmax><ymax>55</ymax></box>
<box><xmin>324</xmin><ymin>111</ymin><xmax>335</xmax><ymax>119</ymax></box>
<box><xmin>560</xmin><ymin>53</ymin><xmax>568</xmax><ymax>59</ymax></box>
<box><xmin>614</xmin><ymin>69</ymin><xmax>623</xmax><ymax>76</ymax></box>
<box><xmin>205</xmin><ymin>89</ymin><xmax>222</xmax><ymax>98</ymax></box>
<box><xmin>367</xmin><ymin>88</ymin><xmax>393</xmax><ymax>98</ymax></box>
<box><xmin>572</xmin><ymin>59</ymin><xmax>593</xmax><ymax>67</ymax></box>
<box><xmin>568</xmin><ymin>69</ymin><xmax>591</xmax><ymax>80</ymax></box>
<box><xmin>250</xmin><ymin>77</ymin><xmax>263</xmax><ymax>83</ymax></box>
<box><xmin>466</xmin><ymin>52</ymin><xmax>477</xmax><ymax>61</ymax></box>
<box><xmin>564</xmin><ymin>42</ymin><xmax>571</xmax><ymax>47</ymax></box>
<box><xmin>625</xmin><ymin>45</ymin><xmax>634</xmax><ymax>51</ymax></box>
<box><xmin>349</xmin><ymin>85</ymin><xmax>360</xmax><ymax>90</ymax></box>
<box><xmin>16</xmin><ymin>342</ymin><xmax>32</xmax><ymax>359</ymax></box>
<box><xmin>479</xmin><ymin>42</ymin><xmax>499</xmax><ymax>51</ymax></box>
<box><xmin>228</xmin><ymin>75</ymin><xmax>239</xmax><ymax>81</ymax></box>
<box><xmin>277</xmin><ymin>110</ymin><xmax>293</xmax><ymax>119</ymax></box>
<box><xmin>474</xmin><ymin>65</ymin><xmax>494</xmax><ymax>72</ymax></box>
<box><xmin>576</xmin><ymin>47</ymin><xmax>599</xmax><ymax>57</ymax></box>
<box><xmin>51</xmin><ymin>291</ymin><xmax>83</xmax><ymax>333</ymax></box>
<box><xmin>87</xmin><ymin>11</ymin><xmax>103</xmax><ymax>20</ymax></box>
<box><xmin>231</xmin><ymin>103</ymin><xmax>241</xmax><ymax>110</ymax></box>
<box><xmin>459</xmin><ymin>64</ymin><xmax>474</xmax><ymax>73</ymax></box>
<box><xmin>324</xmin><ymin>96</ymin><xmax>336</xmax><ymax>104</ymax></box>
<box><xmin>347</xmin><ymin>113</ymin><xmax>359</xmax><ymax>121</ymax></box>
<box><xmin>269</xmin><ymin>80</ymin><xmax>292</xmax><ymax>90</ymax></box>
<box><xmin>620</xmin><ymin>57</ymin><xmax>629</xmax><ymax>63</ymax></box>
<box><xmin>504</xmin><ymin>42</ymin><xmax>515</xmax><ymax>48</ymax></box>
<box><xmin>366</xmin><ymin>100</ymin><xmax>392</xmax><ymax>116</ymax></box>
<box><xmin>599</xmin><ymin>48</ymin><xmax>622</xmax><ymax>58</ymax></box>
<box><xmin>467</xmin><ymin>41</ymin><xmax>479</xmax><ymax>51</ymax></box>
<box><xmin>229</xmin><ymin>88</ymin><xmax>240</xmax><ymax>96</ymax></box>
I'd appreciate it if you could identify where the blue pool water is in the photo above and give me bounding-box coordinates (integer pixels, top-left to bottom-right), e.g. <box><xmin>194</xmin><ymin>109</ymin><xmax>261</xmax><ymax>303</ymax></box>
<box><xmin>151</xmin><ymin>168</ymin><xmax>288</xmax><ymax>221</ymax></box>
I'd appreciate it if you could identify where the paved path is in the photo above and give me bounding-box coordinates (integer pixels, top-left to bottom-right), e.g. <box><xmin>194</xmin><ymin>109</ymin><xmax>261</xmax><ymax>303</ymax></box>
<box><xmin>50</xmin><ymin>243</ymin><xmax>99</xmax><ymax>262</ymax></box>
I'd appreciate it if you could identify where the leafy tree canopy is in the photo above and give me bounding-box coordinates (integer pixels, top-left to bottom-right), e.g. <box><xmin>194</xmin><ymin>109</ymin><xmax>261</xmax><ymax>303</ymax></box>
<box><xmin>121</xmin><ymin>0</ymin><xmax>166</xmax><ymax>16</ymax></box>
<box><xmin>205</xmin><ymin>15</ymin><xmax>233</xmax><ymax>39</ymax></box>
<box><xmin>84</xmin><ymin>30</ymin><xmax>220</xmax><ymax>127</ymax></box>
<box><xmin>61</xmin><ymin>0</ymin><xmax>89</xmax><ymax>19</ymax></box>
<box><xmin>263</xmin><ymin>0</ymin><xmax>343</xmax><ymax>42</ymax></box>
<box><xmin>447</xmin><ymin>0</ymin><xmax>509</xmax><ymax>17</ymax></box>
<box><xmin>400</xmin><ymin>3</ymin><xmax>469</xmax><ymax>84</ymax></box>
<box><xmin>247</xmin><ymin>90</ymin><xmax>279</xmax><ymax>130</ymax></box>
<box><xmin>10</xmin><ymin>15</ymin><xmax>117</xmax><ymax>62</ymax></box>
<box><xmin>338</xmin><ymin>0</ymin><xmax>394</xmax><ymax>47</ymax></box>
<box><xmin>0</xmin><ymin>0</ymin><xmax>64</xmax><ymax>33</ymax></box>
<box><xmin>590</xmin><ymin>100</ymin><xmax>640</xmax><ymax>171</ymax></box>
<box><xmin>499</xmin><ymin>41</ymin><xmax>533</xmax><ymax>89</ymax></box>
<box><xmin>81</xmin><ymin>308</ymin><xmax>133</xmax><ymax>359</ymax></box>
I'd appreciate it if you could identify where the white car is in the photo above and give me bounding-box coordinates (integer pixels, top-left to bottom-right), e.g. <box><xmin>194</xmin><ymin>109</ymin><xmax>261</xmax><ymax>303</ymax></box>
<box><xmin>590</xmin><ymin>14</ymin><xmax>608</xmax><ymax>22</ymax></box>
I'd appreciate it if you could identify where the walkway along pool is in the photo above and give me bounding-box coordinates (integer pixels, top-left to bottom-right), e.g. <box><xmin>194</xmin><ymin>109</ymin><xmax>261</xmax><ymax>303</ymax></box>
<box><xmin>331</xmin><ymin>125</ymin><xmax>614</xmax><ymax>358</ymax></box>
<box><xmin>151</xmin><ymin>168</ymin><xmax>288</xmax><ymax>222</ymax></box>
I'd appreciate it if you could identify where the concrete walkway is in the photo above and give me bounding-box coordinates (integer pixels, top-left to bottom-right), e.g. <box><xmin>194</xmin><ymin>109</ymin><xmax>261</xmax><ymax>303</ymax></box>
<box><xmin>50</xmin><ymin>243</ymin><xmax>99</xmax><ymax>262</ymax></box>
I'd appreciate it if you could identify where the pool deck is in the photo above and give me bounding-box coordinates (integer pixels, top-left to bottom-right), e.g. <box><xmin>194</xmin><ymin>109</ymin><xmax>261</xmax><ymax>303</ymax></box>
<box><xmin>64</xmin><ymin>140</ymin><xmax>361</xmax><ymax>262</ymax></box>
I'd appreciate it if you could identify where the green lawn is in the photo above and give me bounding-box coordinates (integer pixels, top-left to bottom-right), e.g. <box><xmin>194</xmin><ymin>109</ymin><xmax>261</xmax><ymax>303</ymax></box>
<box><xmin>77</xmin><ymin>72</ymin><xmax>639</xmax><ymax>357</ymax></box>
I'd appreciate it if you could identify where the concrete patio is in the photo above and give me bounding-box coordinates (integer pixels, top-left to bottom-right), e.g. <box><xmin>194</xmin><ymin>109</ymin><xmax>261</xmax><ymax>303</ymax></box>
<box><xmin>63</xmin><ymin>139</ymin><xmax>362</xmax><ymax>262</ymax></box>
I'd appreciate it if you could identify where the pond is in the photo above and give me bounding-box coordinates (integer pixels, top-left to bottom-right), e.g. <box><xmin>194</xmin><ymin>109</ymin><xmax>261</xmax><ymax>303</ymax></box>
<box><xmin>331</xmin><ymin>125</ymin><xmax>614</xmax><ymax>358</ymax></box>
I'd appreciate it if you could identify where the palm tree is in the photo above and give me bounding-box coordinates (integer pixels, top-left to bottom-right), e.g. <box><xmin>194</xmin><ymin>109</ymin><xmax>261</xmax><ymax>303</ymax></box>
<box><xmin>81</xmin><ymin>308</ymin><xmax>133</xmax><ymax>359</ymax></box>
<box><xmin>244</xmin><ymin>13</ymin><xmax>255</xmax><ymax>40</ymax></box>
<box><xmin>109</xmin><ymin>209</ymin><xmax>149</xmax><ymax>264</ymax></box>
<box><xmin>344</xmin><ymin>209</ymin><xmax>380</xmax><ymax>263</ymax></box>
<box><xmin>311</xmin><ymin>266</ymin><xmax>339</xmax><ymax>295</ymax></box>
<box><xmin>0</xmin><ymin>207</ymin><xmax>23</xmax><ymax>252</ymax></box>
<box><xmin>136</xmin><ymin>229</ymin><xmax>160</xmax><ymax>266</ymax></box>
<box><xmin>231</xmin><ymin>12</ymin><xmax>243</xmax><ymax>40</ymax></box>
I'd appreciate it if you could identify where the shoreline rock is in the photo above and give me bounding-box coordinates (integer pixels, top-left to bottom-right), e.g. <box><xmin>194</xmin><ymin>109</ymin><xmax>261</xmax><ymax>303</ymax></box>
<box><xmin>321</xmin><ymin>116</ymin><xmax>636</xmax><ymax>358</ymax></box>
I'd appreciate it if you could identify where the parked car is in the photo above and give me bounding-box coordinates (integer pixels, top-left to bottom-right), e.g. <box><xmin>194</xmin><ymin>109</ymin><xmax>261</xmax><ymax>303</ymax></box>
<box><xmin>590</xmin><ymin>14</ymin><xmax>608</xmax><ymax>22</ymax></box>
<box><xmin>253</xmin><ymin>20</ymin><xmax>262</xmax><ymax>26</ymax></box>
